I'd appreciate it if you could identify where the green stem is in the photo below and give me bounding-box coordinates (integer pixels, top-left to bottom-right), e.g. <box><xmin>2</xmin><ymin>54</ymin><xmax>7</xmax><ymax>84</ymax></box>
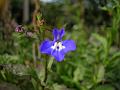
<box><xmin>44</xmin><ymin>57</ymin><xmax>48</xmax><ymax>83</ymax></box>
<box><xmin>42</xmin><ymin>56</ymin><xmax>48</xmax><ymax>90</ymax></box>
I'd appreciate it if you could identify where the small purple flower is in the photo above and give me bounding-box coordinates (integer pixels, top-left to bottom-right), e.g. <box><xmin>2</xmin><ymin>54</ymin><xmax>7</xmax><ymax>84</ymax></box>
<box><xmin>15</xmin><ymin>25</ymin><xmax>24</xmax><ymax>33</ymax></box>
<box><xmin>40</xmin><ymin>28</ymin><xmax>76</xmax><ymax>62</ymax></box>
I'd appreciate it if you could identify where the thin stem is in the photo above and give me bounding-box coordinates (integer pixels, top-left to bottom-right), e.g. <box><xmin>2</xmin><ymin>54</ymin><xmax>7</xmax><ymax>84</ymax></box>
<box><xmin>44</xmin><ymin>58</ymin><xmax>48</xmax><ymax>83</ymax></box>
<box><xmin>42</xmin><ymin>57</ymin><xmax>48</xmax><ymax>90</ymax></box>
<box><xmin>41</xmin><ymin>56</ymin><xmax>48</xmax><ymax>90</ymax></box>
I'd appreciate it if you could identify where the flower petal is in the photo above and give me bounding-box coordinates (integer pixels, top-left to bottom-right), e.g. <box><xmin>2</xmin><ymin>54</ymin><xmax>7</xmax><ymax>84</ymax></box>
<box><xmin>40</xmin><ymin>40</ymin><xmax>54</xmax><ymax>55</ymax></box>
<box><xmin>51</xmin><ymin>50</ymin><xmax>65</xmax><ymax>62</ymax></box>
<box><xmin>52</xmin><ymin>28</ymin><xmax>59</xmax><ymax>41</ymax></box>
<box><xmin>62</xmin><ymin>40</ymin><xmax>76</xmax><ymax>53</ymax></box>
<box><xmin>59</xmin><ymin>28</ymin><xmax>65</xmax><ymax>40</ymax></box>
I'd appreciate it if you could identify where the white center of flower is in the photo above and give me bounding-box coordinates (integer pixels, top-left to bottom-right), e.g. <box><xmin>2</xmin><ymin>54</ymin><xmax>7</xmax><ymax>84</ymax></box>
<box><xmin>51</xmin><ymin>42</ymin><xmax>65</xmax><ymax>51</ymax></box>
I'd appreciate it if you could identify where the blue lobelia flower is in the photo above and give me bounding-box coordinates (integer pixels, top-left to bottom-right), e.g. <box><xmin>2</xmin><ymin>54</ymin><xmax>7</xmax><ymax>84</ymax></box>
<box><xmin>40</xmin><ymin>28</ymin><xmax>76</xmax><ymax>62</ymax></box>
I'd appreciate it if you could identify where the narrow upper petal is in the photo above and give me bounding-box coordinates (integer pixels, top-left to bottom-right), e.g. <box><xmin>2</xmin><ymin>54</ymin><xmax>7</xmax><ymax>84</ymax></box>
<box><xmin>59</xmin><ymin>28</ymin><xmax>65</xmax><ymax>40</ymax></box>
<box><xmin>40</xmin><ymin>40</ymin><xmax>54</xmax><ymax>55</ymax></box>
<box><xmin>62</xmin><ymin>40</ymin><xmax>76</xmax><ymax>53</ymax></box>
<box><xmin>52</xmin><ymin>28</ymin><xmax>59</xmax><ymax>41</ymax></box>
<box><xmin>51</xmin><ymin>50</ymin><xmax>65</xmax><ymax>62</ymax></box>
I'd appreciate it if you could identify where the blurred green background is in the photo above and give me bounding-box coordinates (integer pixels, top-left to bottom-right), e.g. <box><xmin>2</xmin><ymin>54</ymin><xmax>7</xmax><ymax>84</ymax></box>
<box><xmin>0</xmin><ymin>0</ymin><xmax>120</xmax><ymax>90</ymax></box>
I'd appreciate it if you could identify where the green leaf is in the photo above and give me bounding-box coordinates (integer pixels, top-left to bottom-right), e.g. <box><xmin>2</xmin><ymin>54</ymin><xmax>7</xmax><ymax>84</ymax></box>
<box><xmin>94</xmin><ymin>85</ymin><xmax>115</xmax><ymax>90</ymax></box>
<box><xmin>37</xmin><ymin>64</ymin><xmax>45</xmax><ymax>82</ymax></box>
<box><xmin>92</xmin><ymin>33</ymin><xmax>108</xmax><ymax>55</ymax></box>
<box><xmin>96</xmin><ymin>64</ymin><xmax>105</xmax><ymax>83</ymax></box>
<box><xmin>100</xmin><ymin>6</ymin><xmax>108</xmax><ymax>11</ymax></box>
<box><xmin>1</xmin><ymin>71</ymin><xmax>7</xmax><ymax>81</ymax></box>
<box><xmin>111</xmin><ymin>51</ymin><xmax>120</xmax><ymax>61</ymax></box>
<box><xmin>53</xmin><ymin>83</ymin><xmax>69</xmax><ymax>90</ymax></box>
<box><xmin>47</xmin><ymin>57</ymin><xmax>54</xmax><ymax>71</ymax></box>
<box><xmin>36</xmin><ymin>14</ymin><xmax>42</xmax><ymax>20</ymax></box>
<box><xmin>31</xmin><ymin>78</ymin><xmax>38</xmax><ymax>90</ymax></box>
<box><xmin>73</xmin><ymin>65</ymin><xmax>85</xmax><ymax>82</ymax></box>
<box><xmin>92</xmin><ymin>33</ymin><xmax>109</xmax><ymax>64</ymax></box>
